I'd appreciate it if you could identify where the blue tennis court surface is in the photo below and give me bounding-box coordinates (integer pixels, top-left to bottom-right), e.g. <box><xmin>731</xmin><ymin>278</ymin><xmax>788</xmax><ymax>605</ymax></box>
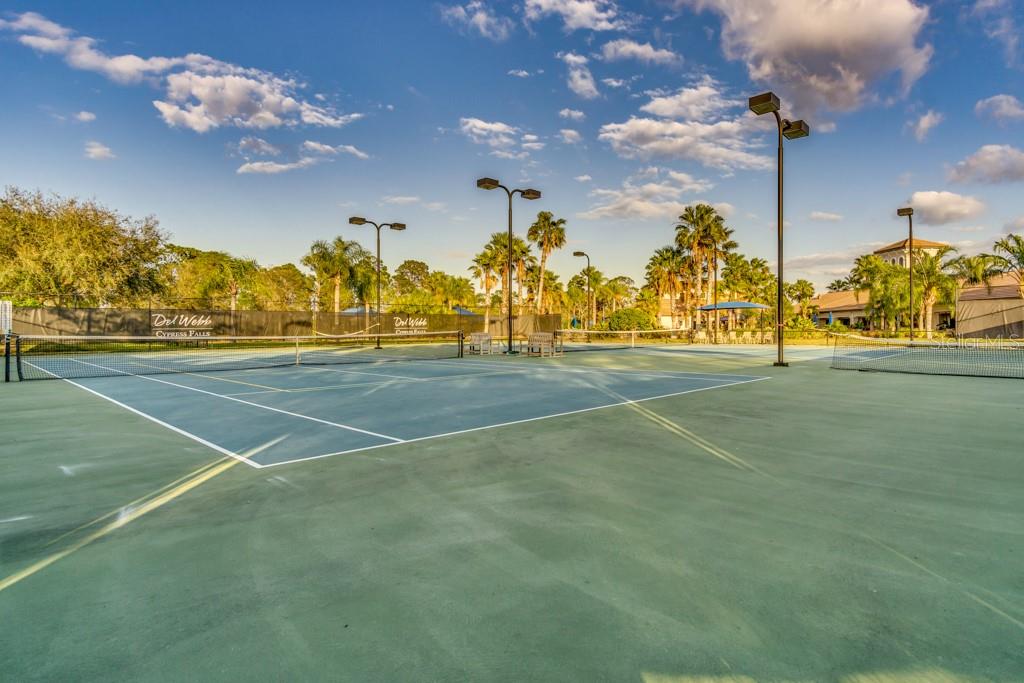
<box><xmin>56</xmin><ymin>356</ymin><xmax>767</xmax><ymax>467</ymax></box>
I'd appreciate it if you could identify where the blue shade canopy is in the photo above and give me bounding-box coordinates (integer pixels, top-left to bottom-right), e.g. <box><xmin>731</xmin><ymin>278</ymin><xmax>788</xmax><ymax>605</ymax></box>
<box><xmin>451</xmin><ymin>306</ymin><xmax>481</xmax><ymax>316</ymax></box>
<box><xmin>698</xmin><ymin>301</ymin><xmax>770</xmax><ymax>311</ymax></box>
<box><xmin>341</xmin><ymin>305</ymin><xmax>377</xmax><ymax>314</ymax></box>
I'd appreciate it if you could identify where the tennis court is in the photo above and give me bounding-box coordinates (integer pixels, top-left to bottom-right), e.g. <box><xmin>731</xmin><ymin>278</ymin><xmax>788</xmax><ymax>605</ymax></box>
<box><xmin>2</xmin><ymin>339</ymin><xmax>1023</xmax><ymax>681</ymax></box>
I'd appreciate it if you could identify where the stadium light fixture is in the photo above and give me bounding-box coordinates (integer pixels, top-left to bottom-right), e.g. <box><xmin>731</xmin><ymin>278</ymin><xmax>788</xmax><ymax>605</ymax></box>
<box><xmin>475</xmin><ymin>177</ymin><xmax>543</xmax><ymax>354</ymax></box>
<box><xmin>898</xmin><ymin>207</ymin><xmax>914</xmax><ymax>339</ymax></box>
<box><xmin>348</xmin><ymin>215</ymin><xmax>406</xmax><ymax>349</ymax></box>
<box><xmin>748</xmin><ymin>91</ymin><xmax>810</xmax><ymax>367</ymax></box>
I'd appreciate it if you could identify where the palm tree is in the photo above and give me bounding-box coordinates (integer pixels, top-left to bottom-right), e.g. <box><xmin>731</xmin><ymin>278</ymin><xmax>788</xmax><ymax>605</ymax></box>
<box><xmin>604</xmin><ymin>276</ymin><xmax>633</xmax><ymax>313</ymax></box>
<box><xmin>469</xmin><ymin>246</ymin><xmax>500</xmax><ymax>329</ymax></box>
<box><xmin>989</xmin><ymin>234</ymin><xmax>1024</xmax><ymax>297</ymax></box>
<box><xmin>526</xmin><ymin>211</ymin><xmax>567</xmax><ymax>314</ymax></box>
<box><xmin>913</xmin><ymin>246</ymin><xmax>958</xmax><ymax>338</ymax></box>
<box><xmin>301</xmin><ymin>237</ymin><xmax>368</xmax><ymax>314</ymax></box>
<box><xmin>706</xmin><ymin>221</ymin><xmax>737</xmax><ymax>339</ymax></box>
<box><xmin>511</xmin><ymin>237</ymin><xmax>535</xmax><ymax>315</ymax></box>
<box><xmin>646</xmin><ymin>247</ymin><xmax>683</xmax><ymax>328</ymax></box>
<box><xmin>946</xmin><ymin>254</ymin><xmax>999</xmax><ymax>334</ymax></box>
<box><xmin>827</xmin><ymin>277</ymin><xmax>854</xmax><ymax>292</ymax></box>
<box><xmin>787</xmin><ymin>279</ymin><xmax>815</xmax><ymax>318</ymax></box>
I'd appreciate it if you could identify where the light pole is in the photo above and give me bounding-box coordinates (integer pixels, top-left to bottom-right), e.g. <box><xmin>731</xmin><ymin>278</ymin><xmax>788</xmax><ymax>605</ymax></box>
<box><xmin>749</xmin><ymin>92</ymin><xmax>809</xmax><ymax>367</ymax></box>
<box><xmin>348</xmin><ymin>216</ymin><xmax>406</xmax><ymax>349</ymax></box>
<box><xmin>573</xmin><ymin>251</ymin><xmax>591</xmax><ymax>329</ymax></box>
<box><xmin>476</xmin><ymin>178</ymin><xmax>541</xmax><ymax>354</ymax></box>
<box><xmin>898</xmin><ymin>207</ymin><xmax>914</xmax><ymax>340</ymax></box>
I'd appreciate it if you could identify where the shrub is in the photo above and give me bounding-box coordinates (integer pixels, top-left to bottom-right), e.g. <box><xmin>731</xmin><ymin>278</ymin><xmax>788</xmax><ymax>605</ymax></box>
<box><xmin>606</xmin><ymin>307</ymin><xmax>658</xmax><ymax>331</ymax></box>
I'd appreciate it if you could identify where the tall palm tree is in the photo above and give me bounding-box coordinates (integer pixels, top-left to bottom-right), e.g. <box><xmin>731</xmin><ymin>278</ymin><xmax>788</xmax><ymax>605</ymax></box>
<box><xmin>705</xmin><ymin>221</ymin><xmax>737</xmax><ymax>339</ymax></box>
<box><xmin>646</xmin><ymin>247</ymin><xmax>683</xmax><ymax>328</ymax></box>
<box><xmin>989</xmin><ymin>233</ymin><xmax>1024</xmax><ymax>297</ymax></box>
<box><xmin>526</xmin><ymin>211</ymin><xmax>567</xmax><ymax>314</ymax></box>
<box><xmin>301</xmin><ymin>237</ymin><xmax>367</xmax><ymax>314</ymax></box>
<box><xmin>913</xmin><ymin>246</ymin><xmax>958</xmax><ymax>338</ymax></box>
<box><xmin>469</xmin><ymin>246</ymin><xmax>500</xmax><ymax>329</ymax></box>
<box><xmin>511</xmin><ymin>237</ymin><xmax>535</xmax><ymax>315</ymax></box>
<box><xmin>675</xmin><ymin>203</ymin><xmax>723</xmax><ymax>329</ymax></box>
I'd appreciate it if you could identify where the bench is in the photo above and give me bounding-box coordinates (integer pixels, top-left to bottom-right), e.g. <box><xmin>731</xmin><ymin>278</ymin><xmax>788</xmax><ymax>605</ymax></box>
<box><xmin>523</xmin><ymin>332</ymin><xmax>559</xmax><ymax>357</ymax></box>
<box><xmin>467</xmin><ymin>332</ymin><xmax>494</xmax><ymax>355</ymax></box>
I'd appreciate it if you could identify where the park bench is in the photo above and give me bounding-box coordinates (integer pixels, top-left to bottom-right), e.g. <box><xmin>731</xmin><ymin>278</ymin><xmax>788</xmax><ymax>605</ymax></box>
<box><xmin>523</xmin><ymin>332</ymin><xmax>559</xmax><ymax>357</ymax></box>
<box><xmin>467</xmin><ymin>332</ymin><xmax>494</xmax><ymax>355</ymax></box>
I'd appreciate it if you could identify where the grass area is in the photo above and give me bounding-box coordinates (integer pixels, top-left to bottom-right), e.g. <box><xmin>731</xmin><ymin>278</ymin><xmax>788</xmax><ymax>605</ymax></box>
<box><xmin>1</xmin><ymin>347</ymin><xmax>1022</xmax><ymax>681</ymax></box>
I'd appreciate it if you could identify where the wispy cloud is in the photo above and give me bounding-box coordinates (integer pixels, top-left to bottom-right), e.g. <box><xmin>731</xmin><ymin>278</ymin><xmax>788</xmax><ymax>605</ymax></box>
<box><xmin>84</xmin><ymin>140</ymin><xmax>114</xmax><ymax>160</ymax></box>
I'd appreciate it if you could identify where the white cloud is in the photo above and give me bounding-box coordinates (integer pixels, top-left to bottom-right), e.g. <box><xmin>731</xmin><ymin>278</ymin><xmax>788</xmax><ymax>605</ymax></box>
<box><xmin>639</xmin><ymin>76</ymin><xmax>735</xmax><ymax>120</ymax></box>
<box><xmin>816</xmin><ymin>121</ymin><xmax>837</xmax><ymax>133</ymax></box>
<box><xmin>424</xmin><ymin>202</ymin><xmax>447</xmax><ymax>212</ymax></box>
<box><xmin>507</xmin><ymin>69</ymin><xmax>531</xmax><ymax>77</ymax></box>
<box><xmin>557</xmin><ymin>52</ymin><xmax>599</xmax><ymax>99</ymax></box>
<box><xmin>84</xmin><ymin>140</ymin><xmax>114</xmax><ymax>160</ymax></box>
<box><xmin>301</xmin><ymin>140</ymin><xmax>369</xmax><ymax>159</ymax></box>
<box><xmin>574</xmin><ymin>174</ymin><xmax>592</xmax><ymax>182</ymax></box>
<box><xmin>522</xmin><ymin>141</ymin><xmax>546</xmax><ymax>151</ymax></box>
<box><xmin>602</xmin><ymin>78</ymin><xmax>627</xmax><ymax>88</ymax></box>
<box><xmin>1</xmin><ymin>12</ymin><xmax>362</xmax><ymax>134</ymax></box>
<box><xmin>559</xmin><ymin>129</ymin><xmax>582</xmax><ymax>144</ymax></box>
<box><xmin>600</xmin><ymin>39</ymin><xmax>680</xmax><ymax>65</ymax></box>
<box><xmin>439</xmin><ymin>2</ymin><xmax>514</xmax><ymax>41</ymax></box>
<box><xmin>971</xmin><ymin>0</ymin><xmax>1020</xmax><ymax>67</ymax></box>
<box><xmin>74</xmin><ymin>110</ymin><xmax>95</xmax><ymax>122</ymax></box>
<box><xmin>458</xmin><ymin>117</ymin><xmax>519</xmax><ymax>148</ymax></box>
<box><xmin>910</xmin><ymin>190</ymin><xmax>985</xmax><ymax>225</ymax></box>
<box><xmin>559</xmin><ymin>108</ymin><xmax>585</xmax><ymax>121</ymax></box>
<box><xmin>949</xmin><ymin>145</ymin><xmax>1024</xmax><ymax>184</ymax></box>
<box><xmin>809</xmin><ymin>211</ymin><xmax>843</xmax><ymax>222</ymax></box>
<box><xmin>238</xmin><ymin>136</ymin><xmax>282</xmax><ymax>156</ymax></box>
<box><xmin>1005</xmin><ymin>216</ymin><xmax>1024</xmax><ymax>232</ymax></box>
<box><xmin>677</xmin><ymin>0</ymin><xmax>933</xmax><ymax>113</ymax></box>
<box><xmin>491</xmin><ymin>149</ymin><xmax>529</xmax><ymax>160</ymax></box>
<box><xmin>949</xmin><ymin>225</ymin><xmax>986</xmax><ymax>233</ymax></box>
<box><xmin>237</xmin><ymin>157</ymin><xmax>320</xmax><ymax>174</ymax></box>
<box><xmin>598</xmin><ymin>116</ymin><xmax>772</xmax><ymax>171</ymax></box>
<box><xmin>975</xmin><ymin>94</ymin><xmax>1024</xmax><ymax>123</ymax></box>
<box><xmin>909</xmin><ymin>109</ymin><xmax>943</xmax><ymax>142</ymax></box>
<box><xmin>524</xmin><ymin>0</ymin><xmax>628</xmax><ymax>31</ymax></box>
<box><xmin>578</xmin><ymin>168</ymin><xmax>715</xmax><ymax>219</ymax></box>
<box><xmin>381</xmin><ymin>195</ymin><xmax>421</xmax><ymax>205</ymax></box>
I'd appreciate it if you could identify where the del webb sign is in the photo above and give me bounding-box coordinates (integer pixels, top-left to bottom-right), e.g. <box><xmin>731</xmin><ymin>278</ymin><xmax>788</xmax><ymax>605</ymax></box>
<box><xmin>151</xmin><ymin>313</ymin><xmax>214</xmax><ymax>338</ymax></box>
<box><xmin>393</xmin><ymin>316</ymin><xmax>428</xmax><ymax>334</ymax></box>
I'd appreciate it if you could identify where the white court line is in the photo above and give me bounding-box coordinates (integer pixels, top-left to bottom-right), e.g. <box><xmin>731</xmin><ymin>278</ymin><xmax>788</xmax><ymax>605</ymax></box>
<box><xmin>262</xmin><ymin>375</ymin><xmax>770</xmax><ymax>468</ymax></box>
<box><xmin>423</xmin><ymin>355</ymin><xmax>763</xmax><ymax>382</ymax></box>
<box><xmin>23</xmin><ymin>361</ymin><xmax>262</xmax><ymax>468</ymax></box>
<box><xmin>125</xmin><ymin>359</ymin><xmax>287</xmax><ymax>392</ymax></box>
<box><xmin>223</xmin><ymin>368</ymin><xmax>524</xmax><ymax>396</ymax></box>
<box><xmin>63</xmin><ymin>358</ymin><xmax>404</xmax><ymax>443</ymax></box>
<box><xmin>293</xmin><ymin>364</ymin><xmax>430</xmax><ymax>381</ymax></box>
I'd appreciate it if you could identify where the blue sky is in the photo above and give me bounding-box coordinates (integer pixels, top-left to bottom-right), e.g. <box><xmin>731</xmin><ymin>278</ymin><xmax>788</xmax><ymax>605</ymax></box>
<box><xmin>1</xmin><ymin>0</ymin><xmax>1022</xmax><ymax>290</ymax></box>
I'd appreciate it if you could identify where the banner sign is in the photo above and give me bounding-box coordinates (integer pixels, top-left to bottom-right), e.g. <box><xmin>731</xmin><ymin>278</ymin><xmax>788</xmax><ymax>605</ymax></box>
<box><xmin>393</xmin><ymin>315</ymin><xmax>429</xmax><ymax>334</ymax></box>
<box><xmin>150</xmin><ymin>312</ymin><xmax>214</xmax><ymax>338</ymax></box>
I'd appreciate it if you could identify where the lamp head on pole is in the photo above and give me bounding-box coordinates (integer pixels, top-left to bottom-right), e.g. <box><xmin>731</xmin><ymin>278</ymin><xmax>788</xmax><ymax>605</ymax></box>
<box><xmin>389</xmin><ymin>222</ymin><xmax>406</xmax><ymax>231</ymax></box>
<box><xmin>476</xmin><ymin>177</ymin><xmax>500</xmax><ymax>190</ymax></box>
<box><xmin>748</xmin><ymin>92</ymin><xmax>780</xmax><ymax>115</ymax></box>
<box><xmin>782</xmin><ymin>119</ymin><xmax>810</xmax><ymax>140</ymax></box>
<box><xmin>348</xmin><ymin>216</ymin><xmax>367</xmax><ymax>225</ymax></box>
<box><xmin>520</xmin><ymin>188</ymin><xmax>541</xmax><ymax>200</ymax></box>
<box><xmin>572</xmin><ymin>251</ymin><xmax>586</xmax><ymax>258</ymax></box>
<box><xmin>897</xmin><ymin>207</ymin><xmax>913</xmax><ymax>217</ymax></box>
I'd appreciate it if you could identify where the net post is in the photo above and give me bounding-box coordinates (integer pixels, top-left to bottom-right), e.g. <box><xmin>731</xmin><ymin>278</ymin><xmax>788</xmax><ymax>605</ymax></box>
<box><xmin>3</xmin><ymin>335</ymin><xmax>9</xmax><ymax>383</ymax></box>
<box><xmin>631</xmin><ymin>331</ymin><xmax>636</xmax><ymax>349</ymax></box>
<box><xmin>15</xmin><ymin>335</ymin><xmax>23</xmax><ymax>381</ymax></box>
<box><xmin>295</xmin><ymin>337</ymin><xmax>301</xmax><ymax>365</ymax></box>
<box><xmin>458</xmin><ymin>330</ymin><xmax>464</xmax><ymax>358</ymax></box>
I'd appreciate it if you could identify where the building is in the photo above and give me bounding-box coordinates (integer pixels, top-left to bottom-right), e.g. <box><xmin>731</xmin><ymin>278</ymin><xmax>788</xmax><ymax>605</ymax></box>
<box><xmin>873</xmin><ymin>238</ymin><xmax>948</xmax><ymax>267</ymax></box>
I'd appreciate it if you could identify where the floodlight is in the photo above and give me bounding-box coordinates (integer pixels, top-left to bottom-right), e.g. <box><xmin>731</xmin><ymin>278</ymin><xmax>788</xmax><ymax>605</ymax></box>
<box><xmin>520</xmin><ymin>189</ymin><xmax>541</xmax><ymax>200</ymax></box>
<box><xmin>748</xmin><ymin>92</ymin><xmax>780</xmax><ymax>115</ymax></box>
<box><xmin>476</xmin><ymin>177</ymin><xmax>500</xmax><ymax>190</ymax></box>
<box><xmin>897</xmin><ymin>208</ymin><xmax>913</xmax><ymax>217</ymax></box>
<box><xmin>348</xmin><ymin>216</ymin><xmax>367</xmax><ymax>225</ymax></box>
<box><xmin>573</xmin><ymin>251</ymin><xmax>586</xmax><ymax>257</ymax></box>
<box><xmin>390</xmin><ymin>223</ymin><xmax>406</xmax><ymax>231</ymax></box>
<box><xmin>782</xmin><ymin>119</ymin><xmax>810</xmax><ymax>140</ymax></box>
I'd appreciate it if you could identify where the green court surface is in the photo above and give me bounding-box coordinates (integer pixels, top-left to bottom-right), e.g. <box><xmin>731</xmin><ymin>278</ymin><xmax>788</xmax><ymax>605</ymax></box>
<box><xmin>1</xmin><ymin>345</ymin><xmax>1022</xmax><ymax>681</ymax></box>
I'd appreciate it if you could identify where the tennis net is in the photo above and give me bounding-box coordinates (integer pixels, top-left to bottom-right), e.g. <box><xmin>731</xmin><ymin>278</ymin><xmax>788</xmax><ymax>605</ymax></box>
<box><xmin>830</xmin><ymin>333</ymin><xmax>1024</xmax><ymax>379</ymax></box>
<box><xmin>554</xmin><ymin>328</ymin><xmax>691</xmax><ymax>352</ymax></box>
<box><xmin>11</xmin><ymin>331</ymin><xmax>464</xmax><ymax>381</ymax></box>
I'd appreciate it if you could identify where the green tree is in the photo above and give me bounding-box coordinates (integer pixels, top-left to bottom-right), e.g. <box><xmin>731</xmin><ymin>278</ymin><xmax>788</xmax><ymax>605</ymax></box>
<box><xmin>469</xmin><ymin>246</ymin><xmax>500</xmax><ymax>328</ymax></box>
<box><xmin>646</xmin><ymin>247</ymin><xmax>683</xmax><ymax>328</ymax></box>
<box><xmin>947</xmin><ymin>254</ymin><xmax>999</xmax><ymax>330</ymax></box>
<box><xmin>526</xmin><ymin>211</ymin><xmax>567</xmax><ymax>314</ymax></box>
<box><xmin>988</xmin><ymin>233</ymin><xmax>1024</xmax><ymax>298</ymax></box>
<box><xmin>301</xmin><ymin>237</ymin><xmax>369</xmax><ymax>314</ymax></box>
<box><xmin>913</xmin><ymin>246</ymin><xmax>958</xmax><ymax>338</ymax></box>
<box><xmin>249</xmin><ymin>264</ymin><xmax>313</xmax><ymax>311</ymax></box>
<box><xmin>0</xmin><ymin>187</ymin><xmax>167</xmax><ymax>306</ymax></box>
<box><xmin>393</xmin><ymin>260</ymin><xmax>430</xmax><ymax>296</ymax></box>
<box><xmin>787</xmin><ymin>279</ymin><xmax>815</xmax><ymax>318</ymax></box>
